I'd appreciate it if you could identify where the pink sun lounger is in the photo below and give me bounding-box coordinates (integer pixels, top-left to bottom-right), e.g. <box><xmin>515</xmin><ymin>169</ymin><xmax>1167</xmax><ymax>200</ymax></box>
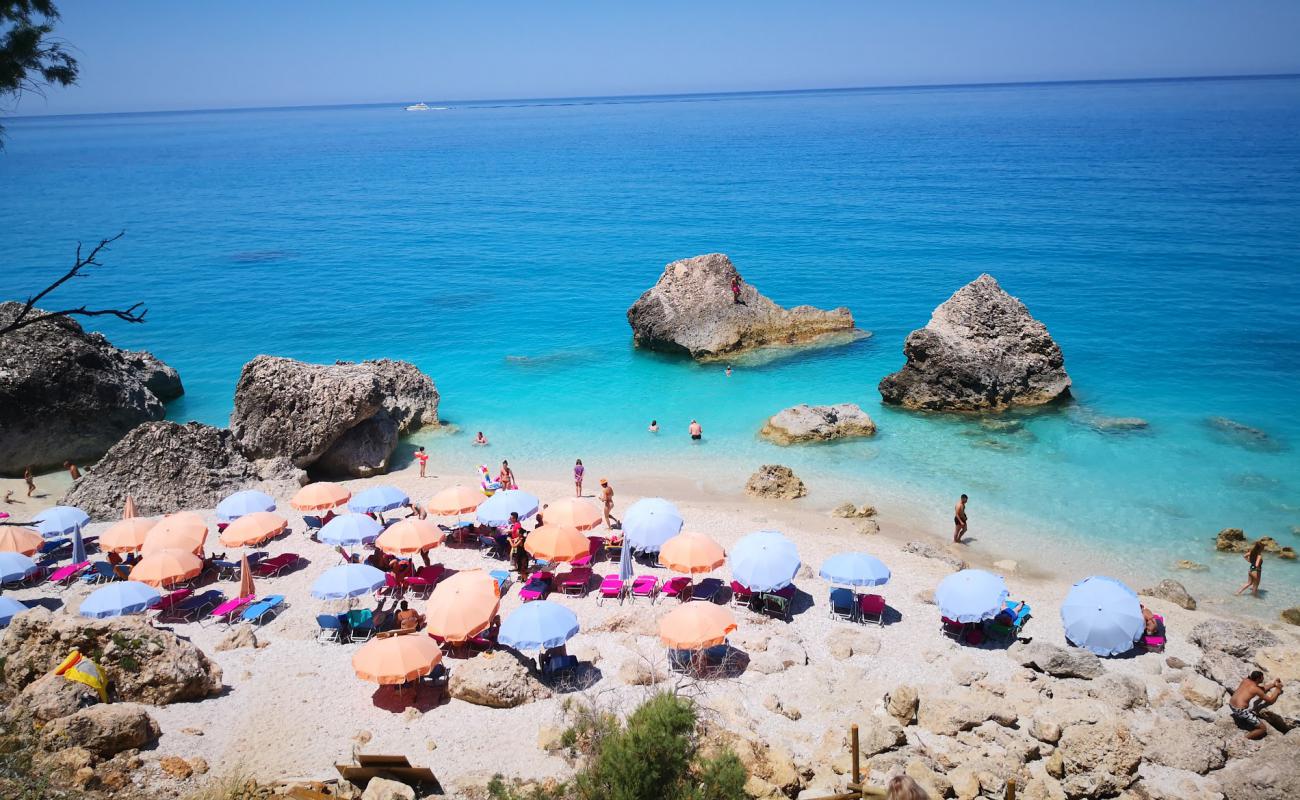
<box><xmin>207</xmin><ymin>595</ymin><xmax>255</xmax><ymax>625</ymax></box>
<box><xmin>49</xmin><ymin>561</ymin><xmax>91</xmax><ymax>588</ymax></box>
<box><xmin>629</xmin><ymin>575</ymin><xmax>659</xmax><ymax>603</ymax></box>
<box><xmin>597</xmin><ymin>575</ymin><xmax>624</xmax><ymax>605</ymax></box>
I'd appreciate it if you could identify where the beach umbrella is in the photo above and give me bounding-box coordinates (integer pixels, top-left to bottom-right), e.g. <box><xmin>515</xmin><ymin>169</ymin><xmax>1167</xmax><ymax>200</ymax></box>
<box><xmin>352</xmin><ymin>633</ymin><xmax>444</xmax><ymax>684</ymax></box>
<box><xmin>498</xmin><ymin>600</ymin><xmax>580</xmax><ymax>651</ymax></box>
<box><xmin>218</xmin><ymin>511</ymin><xmax>287</xmax><ymax>548</ymax></box>
<box><xmin>32</xmin><ymin>506</ymin><xmax>90</xmax><ymax>537</ymax></box>
<box><xmin>0</xmin><ymin>596</ymin><xmax>28</xmax><ymax>627</ymax></box>
<box><xmin>318</xmin><ymin>514</ymin><xmax>382</xmax><ymax>546</ymax></box>
<box><xmin>0</xmin><ymin>527</ymin><xmax>43</xmax><ymax>556</ymax></box>
<box><xmin>348</xmin><ymin>485</ymin><xmax>410</xmax><ymax>514</ymax></box>
<box><xmin>659</xmin><ymin>532</ymin><xmax>726</xmax><ymax>575</ymax></box>
<box><xmin>238</xmin><ymin>553</ymin><xmax>255</xmax><ymax>599</ymax></box>
<box><xmin>935</xmin><ymin>569</ymin><xmax>1009</xmax><ymax>623</ymax></box>
<box><xmin>216</xmin><ymin>490</ymin><xmax>277</xmax><ymax>522</ymax></box>
<box><xmin>0</xmin><ymin>552</ymin><xmax>39</xmax><ymax>583</ymax></box>
<box><xmin>427</xmin><ymin>485</ymin><xmax>483</xmax><ymax>517</ymax></box>
<box><xmin>475</xmin><ymin>489</ymin><xmax>540</xmax><ymax>526</ymax></box>
<box><xmin>376</xmin><ymin>519</ymin><xmax>445</xmax><ymax>557</ymax></box>
<box><xmin>80</xmin><ymin>581</ymin><xmax>161</xmax><ymax>618</ymax></box>
<box><xmin>730</xmin><ymin>530</ymin><xmax>801</xmax><ymax>592</ymax></box>
<box><xmin>130</xmin><ymin>549</ymin><xmax>203</xmax><ymax>588</ymax></box>
<box><xmin>71</xmin><ymin>528</ymin><xmax>87</xmax><ymax>565</ymax></box>
<box><xmin>292</xmin><ymin>482</ymin><xmax>351</xmax><ymax>511</ymax></box>
<box><xmin>622</xmin><ymin>498</ymin><xmax>684</xmax><ymax>553</ymax></box>
<box><xmin>311</xmin><ymin>563</ymin><xmax>387</xmax><ymax>600</ymax></box>
<box><xmin>819</xmin><ymin>552</ymin><xmax>891</xmax><ymax>588</ymax></box>
<box><xmin>618</xmin><ymin>533</ymin><xmax>634</xmax><ymax>582</ymax></box>
<box><xmin>524</xmin><ymin>525</ymin><xmax>589</xmax><ymax>563</ymax></box>
<box><xmin>100</xmin><ymin>518</ymin><xmax>156</xmax><ymax>554</ymax></box>
<box><xmin>425</xmin><ymin>570</ymin><xmax>500</xmax><ymax>643</ymax></box>
<box><xmin>143</xmin><ymin>512</ymin><xmax>207</xmax><ymax>556</ymax></box>
<box><xmin>123</xmin><ymin>496</ymin><xmax>138</xmax><ymax>519</ymax></box>
<box><xmin>658</xmin><ymin>603</ymin><xmax>738</xmax><ymax>650</ymax></box>
<box><xmin>544</xmin><ymin>497</ymin><xmax>604</xmax><ymax>531</ymax></box>
<box><xmin>1061</xmin><ymin>576</ymin><xmax>1145</xmax><ymax>657</ymax></box>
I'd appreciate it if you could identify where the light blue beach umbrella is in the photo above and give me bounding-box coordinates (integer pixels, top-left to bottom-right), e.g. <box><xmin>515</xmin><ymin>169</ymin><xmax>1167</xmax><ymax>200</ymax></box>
<box><xmin>80</xmin><ymin>581</ymin><xmax>161</xmax><ymax>618</ymax></box>
<box><xmin>1061</xmin><ymin>576</ymin><xmax>1145</xmax><ymax>657</ymax></box>
<box><xmin>216</xmin><ymin>490</ymin><xmax>277</xmax><ymax>522</ymax></box>
<box><xmin>476</xmin><ymin>489</ymin><xmax>540</xmax><ymax>526</ymax></box>
<box><xmin>0</xmin><ymin>596</ymin><xmax>28</xmax><ymax>627</ymax></box>
<box><xmin>311</xmin><ymin>563</ymin><xmax>387</xmax><ymax>600</ymax></box>
<box><xmin>33</xmin><ymin>505</ymin><xmax>90</xmax><ymax>537</ymax></box>
<box><xmin>618</xmin><ymin>534</ymin><xmax>634</xmax><ymax>582</ymax></box>
<box><xmin>935</xmin><ymin>569</ymin><xmax>1009</xmax><ymax>623</ymax></box>
<box><xmin>819</xmin><ymin>552</ymin><xmax>891</xmax><ymax>588</ymax></box>
<box><xmin>71</xmin><ymin>528</ymin><xmax>87</xmax><ymax>565</ymax></box>
<box><xmin>0</xmin><ymin>552</ymin><xmax>39</xmax><ymax>583</ymax></box>
<box><xmin>622</xmin><ymin>498</ymin><xmax>684</xmax><ymax>553</ymax></box>
<box><xmin>730</xmin><ymin>530</ymin><xmax>801</xmax><ymax>592</ymax></box>
<box><xmin>348</xmin><ymin>485</ymin><xmax>410</xmax><ymax>514</ymax></box>
<box><xmin>318</xmin><ymin>514</ymin><xmax>383</xmax><ymax>546</ymax></box>
<box><xmin>498</xmin><ymin>600</ymin><xmax>580</xmax><ymax>651</ymax></box>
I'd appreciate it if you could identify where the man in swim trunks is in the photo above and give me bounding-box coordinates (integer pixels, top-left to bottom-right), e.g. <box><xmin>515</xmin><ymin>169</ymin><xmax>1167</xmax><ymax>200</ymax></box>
<box><xmin>953</xmin><ymin>494</ymin><xmax>968</xmax><ymax>543</ymax></box>
<box><xmin>1229</xmin><ymin>670</ymin><xmax>1283</xmax><ymax>739</ymax></box>
<box><xmin>689</xmin><ymin>420</ymin><xmax>702</xmax><ymax>441</ymax></box>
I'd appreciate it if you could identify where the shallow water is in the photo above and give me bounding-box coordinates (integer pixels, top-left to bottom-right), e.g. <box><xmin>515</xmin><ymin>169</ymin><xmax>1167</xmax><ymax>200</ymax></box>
<box><xmin>4</xmin><ymin>76</ymin><xmax>1299</xmax><ymax>608</ymax></box>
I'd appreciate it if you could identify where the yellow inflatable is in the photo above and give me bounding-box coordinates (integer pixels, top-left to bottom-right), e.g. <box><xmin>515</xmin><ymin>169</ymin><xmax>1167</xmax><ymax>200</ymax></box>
<box><xmin>54</xmin><ymin>648</ymin><xmax>109</xmax><ymax>703</ymax></box>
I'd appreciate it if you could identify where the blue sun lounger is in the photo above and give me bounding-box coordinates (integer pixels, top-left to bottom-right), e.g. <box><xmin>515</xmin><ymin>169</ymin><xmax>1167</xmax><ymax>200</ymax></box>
<box><xmin>241</xmin><ymin>594</ymin><xmax>286</xmax><ymax>626</ymax></box>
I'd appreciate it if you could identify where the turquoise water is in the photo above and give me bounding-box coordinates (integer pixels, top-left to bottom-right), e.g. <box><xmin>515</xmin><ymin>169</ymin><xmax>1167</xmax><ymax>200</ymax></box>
<box><xmin>4</xmin><ymin>77</ymin><xmax>1300</xmax><ymax>604</ymax></box>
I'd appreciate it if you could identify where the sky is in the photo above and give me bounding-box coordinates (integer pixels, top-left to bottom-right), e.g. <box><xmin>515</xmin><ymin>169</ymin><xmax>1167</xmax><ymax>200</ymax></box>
<box><xmin>9</xmin><ymin>0</ymin><xmax>1300</xmax><ymax>115</ymax></box>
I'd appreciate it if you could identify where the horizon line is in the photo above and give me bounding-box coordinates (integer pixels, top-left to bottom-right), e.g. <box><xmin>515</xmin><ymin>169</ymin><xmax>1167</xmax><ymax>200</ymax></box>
<box><xmin>8</xmin><ymin>70</ymin><xmax>1300</xmax><ymax>122</ymax></box>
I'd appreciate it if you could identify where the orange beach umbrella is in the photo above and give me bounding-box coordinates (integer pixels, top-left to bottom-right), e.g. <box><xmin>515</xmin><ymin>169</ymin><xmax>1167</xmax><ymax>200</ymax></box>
<box><xmin>376</xmin><ymin>518</ymin><xmax>445</xmax><ymax>556</ymax></box>
<box><xmin>658</xmin><ymin>603</ymin><xmax>738</xmax><ymax>650</ymax></box>
<box><xmin>524</xmin><ymin>525</ymin><xmax>590</xmax><ymax>563</ymax></box>
<box><xmin>0</xmin><ymin>527</ymin><xmax>43</xmax><ymax>556</ymax></box>
<box><xmin>544</xmin><ymin>497</ymin><xmax>604</xmax><ymax>531</ymax></box>
<box><xmin>427</xmin><ymin>485</ymin><xmax>483</xmax><ymax>516</ymax></box>
<box><xmin>353</xmin><ymin>633</ymin><xmax>444</xmax><ymax>684</ymax></box>
<box><xmin>291</xmin><ymin>482</ymin><xmax>350</xmax><ymax>512</ymax></box>
<box><xmin>130</xmin><ymin>549</ymin><xmax>203</xmax><ymax>588</ymax></box>
<box><xmin>238</xmin><ymin>553</ymin><xmax>255</xmax><ymax>600</ymax></box>
<box><xmin>219</xmin><ymin>512</ymin><xmax>287</xmax><ymax>547</ymax></box>
<box><xmin>123</xmin><ymin>496</ymin><xmax>139</xmax><ymax>519</ymax></box>
<box><xmin>143</xmin><ymin>512</ymin><xmax>207</xmax><ymax>556</ymax></box>
<box><xmin>659</xmin><ymin>532</ymin><xmax>726</xmax><ymax>575</ymax></box>
<box><xmin>100</xmin><ymin>518</ymin><xmax>157</xmax><ymax>554</ymax></box>
<box><xmin>425</xmin><ymin>570</ymin><xmax>500</xmax><ymax>643</ymax></box>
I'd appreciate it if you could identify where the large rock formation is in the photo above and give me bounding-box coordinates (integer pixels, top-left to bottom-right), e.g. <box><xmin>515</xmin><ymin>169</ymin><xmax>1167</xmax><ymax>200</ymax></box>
<box><xmin>626</xmin><ymin>254</ymin><xmax>860</xmax><ymax>360</ymax></box>
<box><xmin>231</xmin><ymin>355</ymin><xmax>439</xmax><ymax>477</ymax></box>
<box><xmin>745</xmin><ymin>464</ymin><xmax>807</xmax><ymax>500</ymax></box>
<box><xmin>60</xmin><ymin>421</ymin><xmax>304</xmax><ymax>519</ymax></box>
<box><xmin>759</xmin><ymin>403</ymin><xmax>877</xmax><ymax>445</ymax></box>
<box><xmin>0</xmin><ymin>302</ymin><xmax>183</xmax><ymax>475</ymax></box>
<box><xmin>878</xmin><ymin>274</ymin><xmax>1071</xmax><ymax>411</ymax></box>
<box><xmin>448</xmin><ymin>651</ymin><xmax>550</xmax><ymax>708</ymax></box>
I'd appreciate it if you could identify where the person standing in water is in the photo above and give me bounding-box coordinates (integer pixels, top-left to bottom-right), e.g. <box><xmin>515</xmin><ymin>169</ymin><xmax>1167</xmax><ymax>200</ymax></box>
<box><xmin>953</xmin><ymin>494</ymin><xmax>969</xmax><ymax>543</ymax></box>
<box><xmin>573</xmin><ymin>459</ymin><xmax>584</xmax><ymax>497</ymax></box>
<box><xmin>689</xmin><ymin>420</ymin><xmax>702</xmax><ymax>441</ymax></box>
<box><xmin>23</xmin><ymin>466</ymin><xmax>35</xmax><ymax>497</ymax></box>
<box><xmin>599</xmin><ymin>478</ymin><xmax>615</xmax><ymax>528</ymax></box>
<box><xmin>648</xmin><ymin>420</ymin><xmax>659</xmax><ymax>433</ymax></box>
<box><xmin>1235</xmin><ymin>540</ymin><xmax>1265</xmax><ymax>597</ymax></box>
<box><xmin>725</xmin><ymin>365</ymin><xmax>732</xmax><ymax>377</ymax></box>
<box><xmin>474</xmin><ymin>431</ymin><xmax>489</xmax><ymax>446</ymax></box>
<box><xmin>413</xmin><ymin>446</ymin><xmax>428</xmax><ymax>478</ymax></box>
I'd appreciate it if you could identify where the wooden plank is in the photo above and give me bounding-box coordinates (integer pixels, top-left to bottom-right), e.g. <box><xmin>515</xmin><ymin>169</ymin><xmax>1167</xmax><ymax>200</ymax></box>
<box><xmin>357</xmin><ymin>755</ymin><xmax>412</xmax><ymax>767</ymax></box>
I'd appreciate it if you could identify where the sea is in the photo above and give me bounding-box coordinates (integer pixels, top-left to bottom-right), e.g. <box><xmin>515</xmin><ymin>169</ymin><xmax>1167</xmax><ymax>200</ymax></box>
<box><xmin>4</xmin><ymin>76</ymin><xmax>1299</xmax><ymax>612</ymax></box>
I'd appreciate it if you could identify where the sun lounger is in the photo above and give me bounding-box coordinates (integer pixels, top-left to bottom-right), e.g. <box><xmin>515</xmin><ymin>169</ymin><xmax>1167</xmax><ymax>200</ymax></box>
<box><xmin>347</xmin><ymin>608</ymin><xmax>376</xmax><ymax>640</ymax></box>
<box><xmin>604</xmin><ymin>537</ymin><xmax>623</xmax><ymax>560</ymax></box>
<box><xmin>571</xmin><ymin>537</ymin><xmax>604</xmax><ymax>568</ymax></box>
<box><xmin>541</xmin><ymin>654</ymin><xmax>579</xmax><ymax>682</ymax></box>
<box><xmin>37</xmin><ymin>538</ymin><xmax>69</xmax><ymax>558</ymax></box>
<box><xmin>829</xmin><ymin>588</ymin><xmax>855</xmax><ymax>621</ymax></box>
<box><xmin>154</xmin><ymin>588</ymin><xmax>194</xmax><ymax>616</ymax></box>
<box><xmin>467</xmin><ymin>626</ymin><xmax>499</xmax><ymax>653</ymax></box>
<box><xmin>1141</xmin><ymin>613</ymin><xmax>1166</xmax><ymax>652</ymax></box>
<box><xmin>316</xmin><ymin>613</ymin><xmax>346</xmax><ymax>642</ymax></box>
<box><xmin>760</xmin><ymin>585</ymin><xmax>795</xmax><ymax>621</ymax></box>
<box><xmin>557</xmin><ymin>567</ymin><xmax>592</xmax><ymax>597</ymax></box>
<box><xmin>211</xmin><ymin>558</ymin><xmax>241</xmax><ymax>580</ymax></box>
<box><xmin>489</xmin><ymin>569</ymin><xmax>512</xmax><ymax>594</ymax></box>
<box><xmin>690</xmin><ymin>577</ymin><xmax>724</xmax><ymax>604</ymax></box>
<box><xmin>630</xmin><ymin>575</ymin><xmax>659</xmax><ymax>604</ymax></box>
<box><xmin>208</xmin><ymin>595</ymin><xmax>255</xmax><ymax>626</ymax></box>
<box><xmin>335</xmin><ymin>545</ymin><xmax>355</xmax><ymax>564</ymax></box>
<box><xmin>661</xmin><ymin>576</ymin><xmax>692</xmax><ymax>602</ymax></box>
<box><xmin>858</xmin><ymin>594</ymin><xmax>886</xmax><ymax>626</ymax></box>
<box><xmin>174</xmin><ymin>590</ymin><xmax>224</xmax><ymax>622</ymax></box>
<box><xmin>986</xmin><ymin>600</ymin><xmax>1031</xmax><ymax>639</ymax></box>
<box><xmin>252</xmin><ymin>553</ymin><xmax>301</xmax><ymax>578</ymax></box>
<box><xmin>597</xmin><ymin>575</ymin><xmax>624</xmax><ymax>605</ymax></box>
<box><xmin>729</xmin><ymin>581</ymin><xmax>755</xmax><ymax>608</ymax></box>
<box><xmin>81</xmin><ymin>561</ymin><xmax>119</xmax><ymax>584</ymax></box>
<box><xmin>303</xmin><ymin>515</ymin><xmax>323</xmax><ymax>530</ymax></box>
<box><xmin>668</xmin><ymin>648</ymin><xmax>694</xmax><ymax>674</ymax></box>
<box><xmin>520</xmin><ymin>572</ymin><xmax>553</xmax><ymax>602</ymax></box>
<box><xmin>242</xmin><ymin>594</ymin><xmax>286</xmax><ymax>625</ymax></box>
<box><xmin>49</xmin><ymin>561</ymin><xmax>90</xmax><ymax>588</ymax></box>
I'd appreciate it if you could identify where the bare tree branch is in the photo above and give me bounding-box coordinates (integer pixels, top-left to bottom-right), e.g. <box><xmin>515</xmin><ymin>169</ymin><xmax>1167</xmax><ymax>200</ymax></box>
<box><xmin>0</xmin><ymin>231</ymin><xmax>148</xmax><ymax>339</ymax></box>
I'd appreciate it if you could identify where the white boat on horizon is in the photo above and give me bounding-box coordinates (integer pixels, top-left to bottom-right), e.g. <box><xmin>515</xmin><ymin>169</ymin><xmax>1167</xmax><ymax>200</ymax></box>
<box><xmin>405</xmin><ymin>102</ymin><xmax>431</xmax><ymax>111</ymax></box>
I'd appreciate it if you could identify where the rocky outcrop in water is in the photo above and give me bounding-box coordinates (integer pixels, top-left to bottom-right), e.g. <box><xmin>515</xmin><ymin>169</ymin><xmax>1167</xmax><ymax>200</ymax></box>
<box><xmin>60</xmin><ymin>421</ymin><xmax>304</xmax><ymax>519</ymax></box>
<box><xmin>0</xmin><ymin>302</ymin><xmax>183</xmax><ymax>475</ymax></box>
<box><xmin>759</xmin><ymin>403</ymin><xmax>877</xmax><ymax>445</ymax></box>
<box><xmin>626</xmin><ymin>254</ymin><xmax>860</xmax><ymax>360</ymax></box>
<box><xmin>230</xmin><ymin>356</ymin><xmax>439</xmax><ymax>478</ymax></box>
<box><xmin>744</xmin><ymin>464</ymin><xmax>807</xmax><ymax>500</ymax></box>
<box><xmin>878</xmin><ymin>274</ymin><xmax>1071</xmax><ymax>411</ymax></box>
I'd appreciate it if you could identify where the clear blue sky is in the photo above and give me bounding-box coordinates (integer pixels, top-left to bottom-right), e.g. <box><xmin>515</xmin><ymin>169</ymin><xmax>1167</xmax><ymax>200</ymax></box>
<box><xmin>13</xmin><ymin>0</ymin><xmax>1300</xmax><ymax>115</ymax></box>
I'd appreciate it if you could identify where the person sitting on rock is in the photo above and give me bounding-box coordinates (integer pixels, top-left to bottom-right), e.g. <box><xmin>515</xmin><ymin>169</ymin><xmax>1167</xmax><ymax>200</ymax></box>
<box><xmin>1229</xmin><ymin>670</ymin><xmax>1283</xmax><ymax>740</ymax></box>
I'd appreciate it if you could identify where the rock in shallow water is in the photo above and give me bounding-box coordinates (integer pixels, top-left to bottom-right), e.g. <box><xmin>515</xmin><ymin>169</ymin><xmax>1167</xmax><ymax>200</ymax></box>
<box><xmin>744</xmin><ymin>464</ymin><xmax>807</xmax><ymax>500</ymax></box>
<box><xmin>760</xmin><ymin>403</ymin><xmax>877</xmax><ymax>444</ymax></box>
<box><xmin>878</xmin><ymin>274</ymin><xmax>1071</xmax><ymax>411</ymax></box>
<box><xmin>1140</xmin><ymin>579</ymin><xmax>1197</xmax><ymax>611</ymax></box>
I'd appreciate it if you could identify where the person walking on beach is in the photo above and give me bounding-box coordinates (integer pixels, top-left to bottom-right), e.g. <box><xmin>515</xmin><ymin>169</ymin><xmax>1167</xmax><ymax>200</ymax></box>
<box><xmin>1235</xmin><ymin>540</ymin><xmax>1265</xmax><ymax>597</ymax></box>
<box><xmin>730</xmin><ymin>275</ymin><xmax>743</xmax><ymax>304</ymax></box>
<box><xmin>63</xmin><ymin>461</ymin><xmax>81</xmax><ymax>481</ymax></box>
<box><xmin>23</xmin><ymin>466</ymin><xmax>35</xmax><ymax>498</ymax></box>
<box><xmin>573</xmin><ymin>459</ymin><xmax>584</xmax><ymax>497</ymax></box>
<box><xmin>1229</xmin><ymin>670</ymin><xmax>1283</xmax><ymax>739</ymax></box>
<box><xmin>599</xmin><ymin>478</ymin><xmax>615</xmax><ymax>528</ymax></box>
<box><xmin>497</xmin><ymin>460</ymin><xmax>516</xmax><ymax>490</ymax></box>
<box><xmin>953</xmin><ymin>494</ymin><xmax>969</xmax><ymax>543</ymax></box>
<box><xmin>414</xmin><ymin>446</ymin><xmax>428</xmax><ymax>478</ymax></box>
<box><xmin>689</xmin><ymin>419</ymin><xmax>702</xmax><ymax>441</ymax></box>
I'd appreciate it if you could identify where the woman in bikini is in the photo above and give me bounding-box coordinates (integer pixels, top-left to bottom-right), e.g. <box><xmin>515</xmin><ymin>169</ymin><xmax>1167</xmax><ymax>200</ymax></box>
<box><xmin>1235</xmin><ymin>540</ymin><xmax>1265</xmax><ymax>597</ymax></box>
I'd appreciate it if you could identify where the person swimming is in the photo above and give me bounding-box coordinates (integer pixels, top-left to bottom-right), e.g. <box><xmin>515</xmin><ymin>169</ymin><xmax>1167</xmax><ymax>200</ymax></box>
<box><xmin>474</xmin><ymin>431</ymin><xmax>489</xmax><ymax>446</ymax></box>
<box><xmin>689</xmin><ymin>419</ymin><xmax>702</xmax><ymax>441</ymax></box>
<box><xmin>648</xmin><ymin>420</ymin><xmax>659</xmax><ymax>433</ymax></box>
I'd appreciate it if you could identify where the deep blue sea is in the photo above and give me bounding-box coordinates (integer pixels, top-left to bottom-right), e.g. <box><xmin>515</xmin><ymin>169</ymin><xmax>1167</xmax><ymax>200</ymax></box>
<box><xmin>4</xmin><ymin>77</ymin><xmax>1300</xmax><ymax>608</ymax></box>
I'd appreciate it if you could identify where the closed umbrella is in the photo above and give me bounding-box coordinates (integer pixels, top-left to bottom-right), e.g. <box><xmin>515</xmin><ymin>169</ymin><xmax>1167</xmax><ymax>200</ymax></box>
<box><xmin>819</xmin><ymin>553</ymin><xmax>891</xmax><ymax>588</ymax></box>
<box><xmin>143</xmin><ymin>513</ymin><xmax>207</xmax><ymax>556</ymax></box>
<box><xmin>622</xmin><ymin>498</ymin><xmax>684</xmax><ymax>553</ymax></box>
<box><xmin>123</xmin><ymin>496</ymin><xmax>139</xmax><ymax>519</ymax></box>
<box><xmin>130</xmin><ymin>549</ymin><xmax>203</xmax><ymax>588</ymax></box>
<box><xmin>659</xmin><ymin>532</ymin><xmax>726</xmax><ymax>575</ymax></box>
<box><xmin>498</xmin><ymin>601</ymin><xmax>580</xmax><ymax>651</ymax></box>
<box><xmin>658</xmin><ymin>603</ymin><xmax>737</xmax><ymax>650</ymax></box>
<box><xmin>312</xmin><ymin>563</ymin><xmax>387</xmax><ymax>600</ymax></box>
<box><xmin>730</xmin><ymin>530</ymin><xmax>801</xmax><ymax>592</ymax></box>
<box><xmin>100</xmin><ymin>518</ymin><xmax>156</xmax><ymax>554</ymax></box>
<box><xmin>425</xmin><ymin>570</ymin><xmax>500</xmax><ymax>643</ymax></box>
<box><xmin>238</xmin><ymin>553</ymin><xmax>255</xmax><ymax>599</ymax></box>
<box><xmin>292</xmin><ymin>482</ymin><xmax>350</xmax><ymax>511</ymax></box>
<box><xmin>0</xmin><ymin>552</ymin><xmax>39</xmax><ymax>583</ymax></box>
<box><xmin>544</xmin><ymin>498</ymin><xmax>604</xmax><ymax>531</ymax></box>
<box><xmin>524</xmin><ymin>525</ymin><xmax>589</xmax><ymax>563</ymax></box>
<box><xmin>376</xmin><ymin>519</ymin><xmax>445</xmax><ymax>557</ymax></box>
<box><xmin>216</xmin><ymin>490</ymin><xmax>276</xmax><ymax>522</ymax></box>
<box><xmin>33</xmin><ymin>506</ymin><xmax>90</xmax><ymax>537</ymax></box>
<box><xmin>427</xmin><ymin>485</ymin><xmax>483</xmax><ymax>517</ymax></box>
<box><xmin>475</xmin><ymin>490</ymin><xmax>540</xmax><ymax>526</ymax></box>
<box><xmin>0</xmin><ymin>527</ymin><xmax>43</xmax><ymax>556</ymax></box>
<box><xmin>618</xmin><ymin>533</ymin><xmax>633</xmax><ymax>582</ymax></box>
<box><xmin>0</xmin><ymin>596</ymin><xmax>28</xmax><ymax>627</ymax></box>
<box><xmin>219</xmin><ymin>512</ymin><xmax>287</xmax><ymax>548</ymax></box>
<box><xmin>80</xmin><ymin>581</ymin><xmax>161</xmax><ymax>618</ymax></box>
<box><xmin>71</xmin><ymin>528</ymin><xmax>87</xmax><ymax>565</ymax></box>
<box><xmin>353</xmin><ymin>634</ymin><xmax>444</xmax><ymax>684</ymax></box>
<box><xmin>935</xmin><ymin>569</ymin><xmax>1009</xmax><ymax>623</ymax></box>
<box><xmin>348</xmin><ymin>485</ymin><xmax>410</xmax><ymax>514</ymax></box>
<box><xmin>319</xmin><ymin>514</ymin><xmax>383</xmax><ymax>546</ymax></box>
<box><xmin>1061</xmin><ymin>576</ymin><xmax>1144</xmax><ymax>657</ymax></box>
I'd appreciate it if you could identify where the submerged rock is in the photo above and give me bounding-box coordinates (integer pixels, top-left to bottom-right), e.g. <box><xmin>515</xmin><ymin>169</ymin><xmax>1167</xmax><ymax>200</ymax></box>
<box><xmin>878</xmin><ymin>274</ymin><xmax>1071</xmax><ymax>411</ymax></box>
<box><xmin>626</xmin><ymin>253</ymin><xmax>860</xmax><ymax>360</ymax></box>
<box><xmin>0</xmin><ymin>302</ymin><xmax>183</xmax><ymax>475</ymax></box>
<box><xmin>61</xmin><ymin>421</ymin><xmax>303</xmax><ymax>519</ymax></box>
<box><xmin>230</xmin><ymin>355</ymin><xmax>439</xmax><ymax>477</ymax></box>
<box><xmin>744</xmin><ymin>464</ymin><xmax>807</xmax><ymax>500</ymax></box>
<box><xmin>760</xmin><ymin>403</ymin><xmax>877</xmax><ymax>444</ymax></box>
<box><xmin>1205</xmin><ymin>416</ymin><xmax>1284</xmax><ymax>452</ymax></box>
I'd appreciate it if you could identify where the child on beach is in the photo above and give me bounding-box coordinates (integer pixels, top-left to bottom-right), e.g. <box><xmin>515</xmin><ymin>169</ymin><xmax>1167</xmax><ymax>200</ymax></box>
<box><xmin>573</xmin><ymin>459</ymin><xmax>584</xmax><ymax>496</ymax></box>
<box><xmin>414</xmin><ymin>446</ymin><xmax>428</xmax><ymax>478</ymax></box>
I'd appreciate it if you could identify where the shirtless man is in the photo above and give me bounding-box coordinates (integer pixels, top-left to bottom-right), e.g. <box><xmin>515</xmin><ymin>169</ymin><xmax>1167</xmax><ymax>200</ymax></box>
<box><xmin>1229</xmin><ymin>670</ymin><xmax>1283</xmax><ymax>739</ymax></box>
<box><xmin>599</xmin><ymin>479</ymin><xmax>615</xmax><ymax>528</ymax></box>
<box><xmin>953</xmin><ymin>494</ymin><xmax>969</xmax><ymax>543</ymax></box>
<box><xmin>395</xmin><ymin>600</ymin><xmax>423</xmax><ymax>631</ymax></box>
<box><xmin>689</xmin><ymin>420</ymin><xmax>703</xmax><ymax>441</ymax></box>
